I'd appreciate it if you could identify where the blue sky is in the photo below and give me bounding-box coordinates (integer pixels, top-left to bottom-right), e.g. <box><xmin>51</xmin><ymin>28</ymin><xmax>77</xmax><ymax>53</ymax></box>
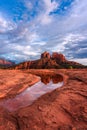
<box><xmin>0</xmin><ymin>0</ymin><xmax>87</xmax><ymax>65</ymax></box>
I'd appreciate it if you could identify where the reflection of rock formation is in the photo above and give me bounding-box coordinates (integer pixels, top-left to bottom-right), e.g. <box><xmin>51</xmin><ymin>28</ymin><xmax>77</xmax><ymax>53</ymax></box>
<box><xmin>52</xmin><ymin>74</ymin><xmax>63</xmax><ymax>84</ymax></box>
<box><xmin>41</xmin><ymin>74</ymin><xmax>63</xmax><ymax>84</ymax></box>
<box><xmin>41</xmin><ymin>75</ymin><xmax>51</xmax><ymax>85</ymax></box>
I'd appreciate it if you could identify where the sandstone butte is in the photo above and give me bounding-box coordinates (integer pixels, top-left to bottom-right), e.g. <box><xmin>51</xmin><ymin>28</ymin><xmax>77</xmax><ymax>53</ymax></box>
<box><xmin>14</xmin><ymin>52</ymin><xmax>86</xmax><ymax>69</ymax></box>
<box><xmin>0</xmin><ymin>69</ymin><xmax>87</xmax><ymax>130</ymax></box>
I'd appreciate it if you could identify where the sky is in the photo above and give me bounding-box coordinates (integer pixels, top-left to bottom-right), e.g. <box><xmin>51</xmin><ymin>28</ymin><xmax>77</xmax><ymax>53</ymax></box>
<box><xmin>0</xmin><ymin>0</ymin><xmax>87</xmax><ymax>65</ymax></box>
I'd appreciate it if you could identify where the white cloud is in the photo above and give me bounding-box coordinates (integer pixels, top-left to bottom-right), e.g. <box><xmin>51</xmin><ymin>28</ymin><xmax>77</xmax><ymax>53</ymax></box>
<box><xmin>24</xmin><ymin>1</ymin><xmax>33</xmax><ymax>10</ymax></box>
<box><xmin>0</xmin><ymin>14</ymin><xmax>16</xmax><ymax>33</ymax></box>
<box><xmin>50</xmin><ymin>33</ymin><xmax>87</xmax><ymax>53</ymax></box>
<box><xmin>43</xmin><ymin>0</ymin><xmax>58</xmax><ymax>13</ymax></box>
<box><xmin>25</xmin><ymin>32</ymin><xmax>39</xmax><ymax>43</ymax></box>
<box><xmin>0</xmin><ymin>0</ymin><xmax>87</xmax><ymax>63</ymax></box>
<box><xmin>76</xmin><ymin>48</ymin><xmax>87</xmax><ymax>54</ymax></box>
<box><xmin>39</xmin><ymin>0</ymin><xmax>58</xmax><ymax>25</ymax></box>
<box><xmin>40</xmin><ymin>14</ymin><xmax>52</xmax><ymax>25</ymax></box>
<box><xmin>63</xmin><ymin>34</ymin><xmax>86</xmax><ymax>43</ymax></box>
<box><xmin>70</xmin><ymin>58</ymin><xmax>87</xmax><ymax>66</ymax></box>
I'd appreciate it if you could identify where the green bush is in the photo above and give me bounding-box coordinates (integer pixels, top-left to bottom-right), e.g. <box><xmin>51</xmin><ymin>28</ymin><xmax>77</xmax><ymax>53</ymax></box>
<box><xmin>69</xmin><ymin>66</ymin><xmax>73</xmax><ymax>69</ymax></box>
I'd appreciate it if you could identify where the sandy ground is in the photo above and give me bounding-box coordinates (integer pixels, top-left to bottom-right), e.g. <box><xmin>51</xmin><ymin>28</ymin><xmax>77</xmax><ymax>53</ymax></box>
<box><xmin>0</xmin><ymin>69</ymin><xmax>87</xmax><ymax>130</ymax></box>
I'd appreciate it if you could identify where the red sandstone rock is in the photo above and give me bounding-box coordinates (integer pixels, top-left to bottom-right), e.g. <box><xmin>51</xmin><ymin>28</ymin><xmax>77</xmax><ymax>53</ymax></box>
<box><xmin>41</xmin><ymin>51</ymin><xmax>51</xmax><ymax>59</ymax></box>
<box><xmin>14</xmin><ymin>52</ymin><xmax>85</xmax><ymax>69</ymax></box>
<box><xmin>0</xmin><ymin>69</ymin><xmax>87</xmax><ymax>129</ymax></box>
<box><xmin>52</xmin><ymin>52</ymin><xmax>66</xmax><ymax>62</ymax></box>
<box><xmin>16</xmin><ymin>69</ymin><xmax>87</xmax><ymax>130</ymax></box>
<box><xmin>0</xmin><ymin>70</ymin><xmax>40</xmax><ymax>98</ymax></box>
<box><xmin>0</xmin><ymin>58</ymin><xmax>15</xmax><ymax>67</ymax></box>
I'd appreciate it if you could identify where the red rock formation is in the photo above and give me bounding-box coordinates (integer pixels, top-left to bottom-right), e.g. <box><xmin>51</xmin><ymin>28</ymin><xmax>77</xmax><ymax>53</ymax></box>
<box><xmin>15</xmin><ymin>58</ymin><xmax>61</xmax><ymax>69</ymax></box>
<box><xmin>0</xmin><ymin>59</ymin><xmax>12</xmax><ymax>65</ymax></box>
<box><xmin>52</xmin><ymin>52</ymin><xmax>66</xmax><ymax>62</ymax></box>
<box><xmin>0</xmin><ymin>59</ymin><xmax>15</xmax><ymax>68</ymax></box>
<box><xmin>14</xmin><ymin>69</ymin><xmax>87</xmax><ymax>130</ymax></box>
<box><xmin>0</xmin><ymin>69</ymin><xmax>87</xmax><ymax>130</ymax></box>
<box><xmin>14</xmin><ymin>52</ymin><xmax>85</xmax><ymax>69</ymax></box>
<box><xmin>41</xmin><ymin>51</ymin><xmax>51</xmax><ymax>59</ymax></box>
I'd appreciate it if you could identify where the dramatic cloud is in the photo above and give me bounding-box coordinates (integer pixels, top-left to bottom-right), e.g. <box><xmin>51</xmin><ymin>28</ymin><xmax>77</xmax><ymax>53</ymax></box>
<box><xmin>39</xmin><ymin>0</ymin><xmax>58</xmax><ymax>24</ymax></box>
<box><xmin>0</xmin><ymin>0</ymin><xmax>87</xmax><ymax>65</ymax></box>
<box><xmin>0</xmin><ymin>14</ymin><xmax>15</xmax><ymax>33</ymax></box>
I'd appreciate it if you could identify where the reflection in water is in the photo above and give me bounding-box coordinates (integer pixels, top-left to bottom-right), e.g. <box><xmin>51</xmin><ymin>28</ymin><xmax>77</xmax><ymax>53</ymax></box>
<box><xmin>0</xmin><ymin>74</ymin><xmax>63</xmax><ymax>112</ymax></box>
<box><xmin>41</xmin><ymin>74</ymin><xmax>63</xmax><ymax>84</ymax></box>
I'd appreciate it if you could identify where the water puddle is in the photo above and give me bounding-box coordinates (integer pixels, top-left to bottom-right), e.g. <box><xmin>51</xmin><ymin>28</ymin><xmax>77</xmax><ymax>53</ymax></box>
<box><xmin>0</xmin><ymin>74</ymin><xmax>63</xmax><ymax>112</ymax></box>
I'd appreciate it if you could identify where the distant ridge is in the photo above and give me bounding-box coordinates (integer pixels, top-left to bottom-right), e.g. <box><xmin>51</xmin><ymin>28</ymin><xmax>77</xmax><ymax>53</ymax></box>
<box><xmin>0</xmin><ymin>58</ymin><xmax>15</xmax><ymax>68</ymax></box>
<box><xmin>13</xmin><ymin>52</ymin><xmax>86</xmax><ymax>69</ymax></box>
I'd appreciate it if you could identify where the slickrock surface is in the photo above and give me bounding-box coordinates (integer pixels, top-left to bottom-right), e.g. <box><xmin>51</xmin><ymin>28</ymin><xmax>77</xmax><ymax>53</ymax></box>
<box><xmin>0</xmin><ymin>69</ymin><xmax>87</xmax><ymax>130</ymax></box>
<box><xmin>0</xmin><ymin>70</ymin><xmax>40</xmax><ymax>98</ymax></box>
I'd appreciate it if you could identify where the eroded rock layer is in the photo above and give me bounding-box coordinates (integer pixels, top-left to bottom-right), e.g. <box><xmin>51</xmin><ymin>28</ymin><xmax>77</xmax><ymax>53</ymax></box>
<box><xmin>0</xmin><ymin>69</ymin><xmax>87</xmax><ymax>130</ymax></box>
<box><xmin>14</xmin><ymin>52</ymin><xmax>86</xmax><ymax>69</ymax></box>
